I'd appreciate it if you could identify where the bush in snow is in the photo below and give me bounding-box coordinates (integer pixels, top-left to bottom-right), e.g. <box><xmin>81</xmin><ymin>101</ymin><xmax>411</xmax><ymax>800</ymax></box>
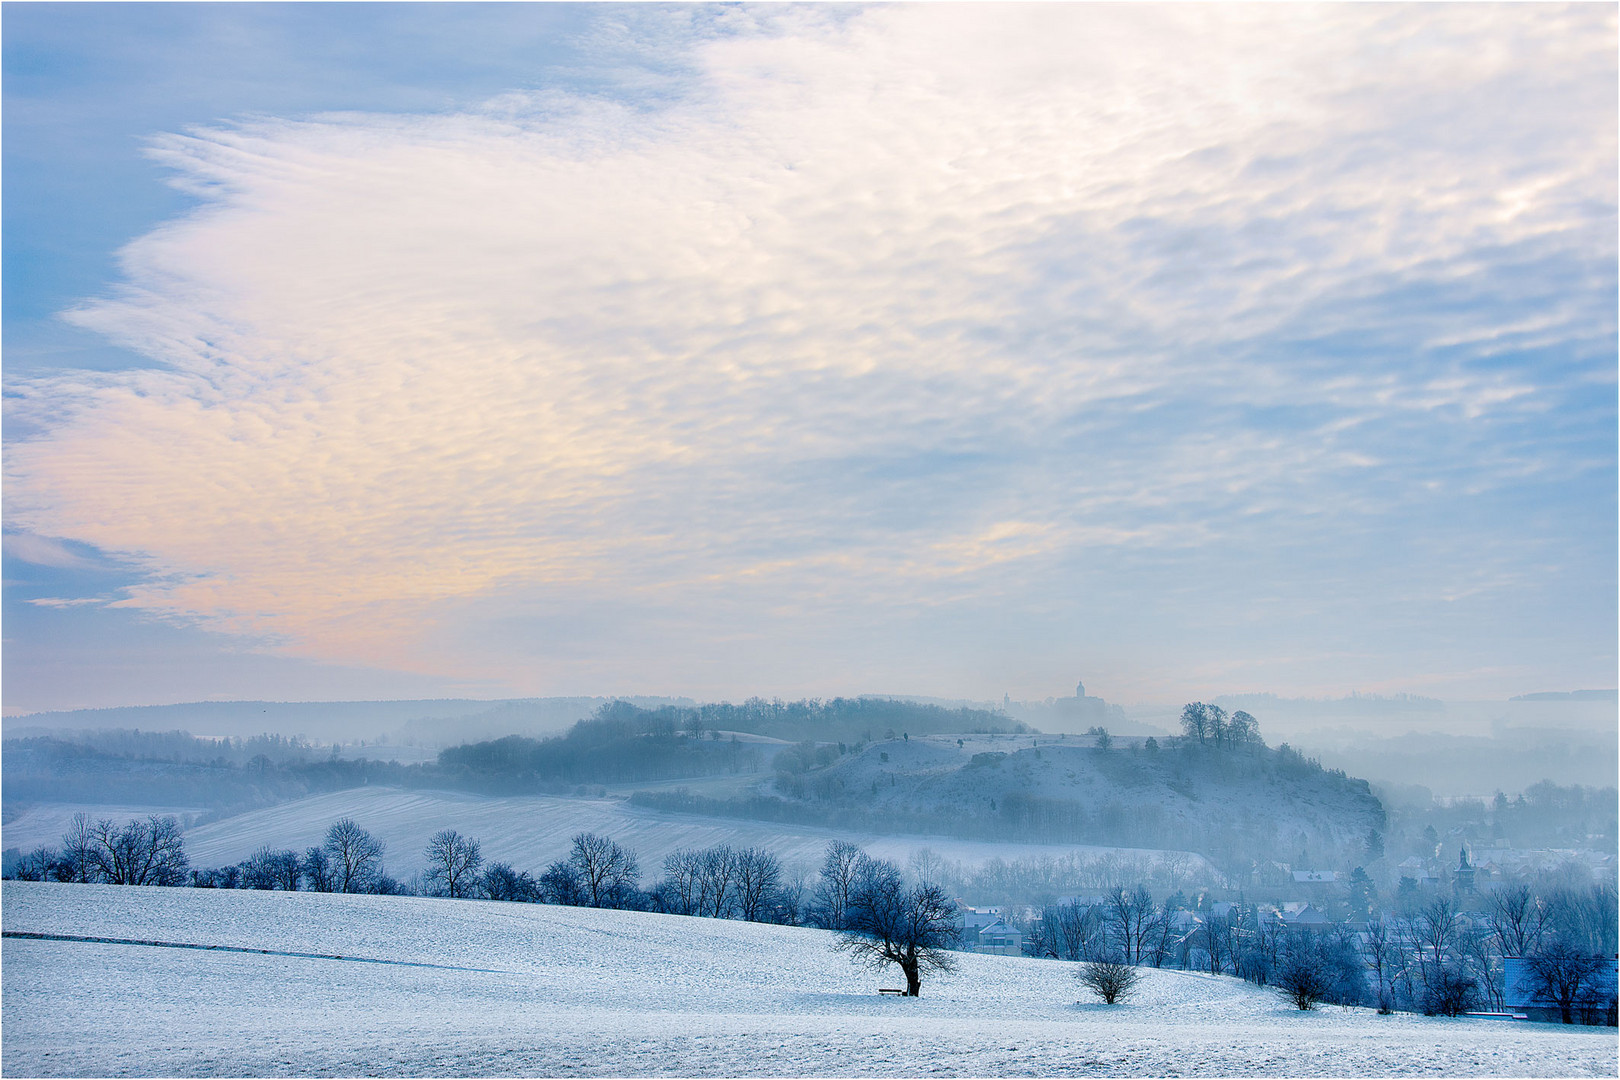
<box><xmin>1077</xmin><ymin>959</ymin><xmax>1140</xmax><ymax>1005</ymax></box>
<box><xmin>1275</xmin><ymin>934</ymin><xmax>1333</xmax><ymax>1011</ymax></box>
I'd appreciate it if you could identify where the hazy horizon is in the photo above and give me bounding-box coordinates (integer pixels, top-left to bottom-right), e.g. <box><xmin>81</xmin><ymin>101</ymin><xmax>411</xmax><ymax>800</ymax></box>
<box><xmin>5</xmin><ymin>5</ymin><xmax>1615</xmax><ymax>716</ymax></box>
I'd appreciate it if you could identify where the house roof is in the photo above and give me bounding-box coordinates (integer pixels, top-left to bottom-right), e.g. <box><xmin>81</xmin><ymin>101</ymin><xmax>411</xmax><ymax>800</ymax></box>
<box><xmin>960</xmin><ymin>909</ymin><xmax>1003</xmax><ymax>931</ymax></box>
<box><xmin>1292</xmin><ymin>870</ymin><xmax>1337</xmax><ymax>883</ymax></box>
<box><xmin>1278</xmin><ymin>905</ymin><xmax>1331</xmax><ymax>926</ymax></box>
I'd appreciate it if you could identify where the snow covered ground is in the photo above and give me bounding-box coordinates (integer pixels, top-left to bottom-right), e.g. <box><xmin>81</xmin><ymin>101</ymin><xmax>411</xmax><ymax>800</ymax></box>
<box><xmin>4</xmin><ymin>881</ymin><xmax>1614</xmax><ymax>1077</ymax></box>
<box><xmin>3</xmin><ymin>803</ymin><xmax>211</xmax><ymax>852</ymax></box>
<box><xmin>30</xmin><ymin>786</ymin><xmax>1214</xmax><ymax>882</ymax></box>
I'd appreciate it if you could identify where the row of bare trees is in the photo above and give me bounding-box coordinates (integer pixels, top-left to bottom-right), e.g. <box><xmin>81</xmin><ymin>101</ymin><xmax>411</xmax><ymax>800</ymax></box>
<box><xmin>201</xmin><ymin>818</ymin><xmax>396</xmax><ymax>893</ymax></box>
<box><xmin>12</xmin><ymin>814</ymin><xmax>189</xmax><ymax>886</ymax></box>
<box><xmin>1022</xmin><ymin>881</ymin><xmax>1616</xmax><ymax>1020</ymax></box>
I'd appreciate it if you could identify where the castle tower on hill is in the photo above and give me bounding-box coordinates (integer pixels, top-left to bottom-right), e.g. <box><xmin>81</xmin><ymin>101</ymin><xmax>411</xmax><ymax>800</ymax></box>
<box><xmin>1076</xmin><ymin>679</ymin><xmax>1086</xmax><ymax>698</ymax></box>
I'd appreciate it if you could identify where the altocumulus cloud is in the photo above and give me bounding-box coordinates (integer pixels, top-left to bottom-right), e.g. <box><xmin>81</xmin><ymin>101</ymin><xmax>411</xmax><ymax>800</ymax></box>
<box><xmin>5</xmin><ymin>6</ymin><xmax>1615</xmax><ymax>695</ymax></box>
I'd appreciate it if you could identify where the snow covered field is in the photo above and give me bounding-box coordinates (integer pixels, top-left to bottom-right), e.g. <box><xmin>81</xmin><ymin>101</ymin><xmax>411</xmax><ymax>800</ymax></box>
<box><xmin>4</xmin><ymin>882</ymin><xmax>1614</xmax><ymax>1077</ymax></box>
<box><xmin>88</xmin><ymin>786</ymin><xmax>1215</xmax><ymax>881</ymax></box>
<box><xmin>4</xmin><ymin>803</ymin><xmax>211</xmax><ymax>853</ymax></box>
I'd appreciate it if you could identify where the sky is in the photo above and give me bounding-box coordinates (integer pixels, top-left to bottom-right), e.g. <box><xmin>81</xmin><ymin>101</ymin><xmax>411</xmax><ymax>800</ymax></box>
<box><xmin>3</xmin><ymin>3</ymin><xmax>1616</xmax><ymax>715</ymax></box>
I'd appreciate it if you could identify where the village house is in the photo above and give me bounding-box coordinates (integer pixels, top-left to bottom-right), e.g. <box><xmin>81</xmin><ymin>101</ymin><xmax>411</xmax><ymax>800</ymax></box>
<box><xmin>957</xmin><ymin>902</ymin><xmax>1024</xmax><ymax>956</ymax></box>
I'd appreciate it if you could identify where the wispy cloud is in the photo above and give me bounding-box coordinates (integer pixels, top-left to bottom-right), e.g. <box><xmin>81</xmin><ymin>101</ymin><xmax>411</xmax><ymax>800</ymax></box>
<box><xmin>3</xmin><ymin>533</ymin><xmax>110</xmax><ymax>571</ymax></box>
<box><xmin>5</xmin><ymin>5</ymin><xmax>1613</xmax><ymax>698</ymax></box>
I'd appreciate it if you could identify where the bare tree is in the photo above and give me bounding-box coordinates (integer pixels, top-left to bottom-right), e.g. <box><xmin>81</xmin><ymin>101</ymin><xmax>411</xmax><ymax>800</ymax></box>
<box><xmin>1362</xmin><ymin>916</ymin><xmax>1402</xmax><ymax>1013</ymax></box>
<box><xmin>733</xmin><ymin>847</ymin><xmax>782</xmax><ymax>922</ymax></box>
<box><xmin>1523</xmin><ymin>939</ymin><xmax>1609</xmax><ymax>1024</ymax></box>
<box><xmin>423</xmin><ymin>830</ymin><xmax>483</xmax><ymax>898</ymax></box>
<box><xmin>773</xmin><ymin>868</ymin><xmax>809</xmax><ymax>926</ymax></box>
<box><xmin>540</xmin><ymin>860</ymin><xmax>586</xmax><ymax>905</ymax></box>
<box><xmin>86</xmin><ymin>816</ymin><xmax>189</xmax><ymax>886</ymax></box>
<box><xmin>1179</xmin><ymin>703</ymin><xmax>1211</xmax><ymax>744</ymax></box>
<box><xmin>1546</xmin><ymin>884</ymin><xmax>1620</xmax><ymax>956</ymax></box>
<box><xmin>269</xmin><ymin>849</ymin><xmax>302</xmax><ymax>891</ymax></box>
<box><xmin>658</xmin><ymin>849</ymin><xmax>704</xmax><ymax>915</ymax></box>
<box><xmin>12</xmin><ymin>847</ymin><xmax>58</xmax><ymax>881</ymax></box>
<box><xmin>1078</xmin><ymin>958</ymin><xmax>1140</xmax><ymax>1004</ymax></box>
<box><xmin>1456</xmin><ymin>921</ymin><xmax>1504</xmax><ymax>1011</ymax></box>
<box><xmin>837</xmin><ymin>858</ymin><xmax>959</xmax><ymax>996</ymax></box>
<box><xmin>1143</xmin><ymin>898</ymin><xmax>1178</xmax><ymax>969</ymax></box>
<box><xmin>323</xmin><ymin>819</ymin><xmax>384</xmax><ymax>894</ymax></box>
<box><xmin>1488</xmin><ymin>883</ymin><xmax>1546</xmax><ymax>957</ymax></box>
<box><xmin>1275</xmin><ymin>933</ymin><xmax>1332</xmax><ymax>1011</ymax></box>
<box><xmin>1423</xmin><ymin>965</ymin><xmax>1482</xmax><ymax>1017</ymax></box>
<box><xmin>1105</xmin><ymin>885</ymin><xmax>1156</xmax><ymax>964</ymax></box>
<box><xmin>301</xmin><ymin>846</ymin><xmax>335</xmax><ymax>892</ymax></box>
<box><xmin>482</xmin><ymin>862</ymin><xmax>539</xmax><ymax>902</ymax></box>
<box><xmin>60</xmin><ymin>813</ymin><xmax>96</xmax><ymax>883</ymax></box>
<box><xmin>811</xmin><ymin>840</ymin><xmax>865</xmax><ymax>930</ymax></box>
<box><xmin>242</xmin><ymin>846</ymin><xmax>284</xmax><ymax>890</ymax></box>
<box><xmin>1227</xmin><ymin>710</ymin><xmax>1260</xmax><ymax>746</ymax></box>
<box><xmin>1198</xmin><ymin>907</ymin><xmax>1239</xmax><ymax>975</ymax></box>
<box><xmin>695</xmin><ymin>844</ymin><xmax>738</xmax><ymax>918</ymax></box>
<box><xmin>568</xmin><ymin>832</ymin><xmax>639</xmax><ymax>908</ymax></box>
<box><xmin>1238</xmin><ymin>912</ymin><xmax>1285</xmax><ymax>986</ymax></box>
<box><xmin>907</xmin><ymin>848</ymin><xmax>947</xmax><ymax>887</ymax></box>
<box><xmin>1410</xmin><ymin>895</ymin><xmax>1460</xmax><ymax>998</ymax></box>
<box><xmin>1040</xmin><ymin>901</ymin><xmax>1105</xmax><ymax>962</ymax></box>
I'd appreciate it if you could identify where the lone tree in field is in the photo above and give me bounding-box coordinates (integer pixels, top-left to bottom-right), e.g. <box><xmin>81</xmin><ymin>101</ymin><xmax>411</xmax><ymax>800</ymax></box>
<box><xmin>836</xmin><ymin>857</ymin><xmax>959</xmax><ymax>996</ymax></box>
<box><xmin>1078</xmin><ymin>958</ymin><xmax>1140</xmax><ymax>1004</ymax></box>
<box><xmin>423</xmin><ymin>830</ymin><xmax>483</xmax><ymax>898</ymax></box>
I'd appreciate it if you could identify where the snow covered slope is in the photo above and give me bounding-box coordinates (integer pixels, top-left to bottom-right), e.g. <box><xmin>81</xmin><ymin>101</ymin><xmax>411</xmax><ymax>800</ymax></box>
<box><xmin>4</xmin><ymin>882</ymin><xmax>1614</xmax><ymax>1077</ymax></box>
<box><xmin>169</xmin><ymin>787</ymin><xmax>1216</xmax><ymax>879</ymax></box>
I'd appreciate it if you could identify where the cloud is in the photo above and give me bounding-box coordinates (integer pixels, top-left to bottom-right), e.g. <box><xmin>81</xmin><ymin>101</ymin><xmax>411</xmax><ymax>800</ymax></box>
<box><xmin>4</xmin><ymin>5</ymin><xmax>1614</xmax><ymax>696</ymax></box>
<box><xmin>2</xmin><ymin>533</ymin><xmax>110</xmax><ymax>571</ymax></box>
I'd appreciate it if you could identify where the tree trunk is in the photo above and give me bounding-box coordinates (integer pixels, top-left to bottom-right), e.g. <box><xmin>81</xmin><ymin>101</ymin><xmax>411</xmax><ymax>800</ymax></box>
<box><xmin>903</xmin><ymin>959</ymin><xmax>921</xmax><ymax>996</ymax></box>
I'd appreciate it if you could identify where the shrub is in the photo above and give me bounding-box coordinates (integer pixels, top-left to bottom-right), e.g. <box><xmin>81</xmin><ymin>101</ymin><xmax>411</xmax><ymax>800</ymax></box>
<box><xmin>1078</xmin><ymin>959</ymin><xmax>1140</xmax><ymax>1005</ymax></box>
<box><xmin>1420</xmin><ymin>966</ymin><xmax>1481</xmax><ymax>1017</ymax></box>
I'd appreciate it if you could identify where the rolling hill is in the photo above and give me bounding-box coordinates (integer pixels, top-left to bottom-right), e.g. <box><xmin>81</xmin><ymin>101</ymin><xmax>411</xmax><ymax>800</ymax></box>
<box><xmin>4</xmin><ymin>881</ymin><xmax>1613</xmax><ymax>1077</ymax></box>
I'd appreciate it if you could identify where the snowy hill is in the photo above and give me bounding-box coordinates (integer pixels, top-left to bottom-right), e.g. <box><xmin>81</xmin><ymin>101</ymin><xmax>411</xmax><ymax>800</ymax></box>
<box><xmin>4</xmin><ymin>881</ymin><xmax>1614</xmax><ymax>1077</ymax></box>
<box><xmin>6</xmin><ymin>786</ymin><xmax>1218</xmax><ymax>883</ymax></box>
<box><xmin>758</xmin><ymin>732</ymin><xmax>1384</xmax><ymax>865</ymax></box>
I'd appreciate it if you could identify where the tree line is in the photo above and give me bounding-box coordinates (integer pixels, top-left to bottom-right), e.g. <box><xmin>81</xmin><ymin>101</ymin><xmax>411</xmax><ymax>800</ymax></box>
<box><xmin>1018</xmin><ymin>880</ymin><xmax>1617</xmax><ymax>1022</ymax></box>
<box><xmin>8</xmin><ymin>812</ymin><xmax>1613</xmax><ymax>1019</ymax></box>
<box><xmin>7</xmin><ymin>816</ymin><xmax>963</xmax><ymax>996</ymax></box>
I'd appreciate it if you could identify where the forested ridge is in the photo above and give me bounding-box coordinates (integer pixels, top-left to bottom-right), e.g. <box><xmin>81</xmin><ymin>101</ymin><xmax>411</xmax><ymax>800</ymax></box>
<box><xmin>2</xmin><ymin>697</ymin><xmax>1026</xmax><ymax>814</ymax></box>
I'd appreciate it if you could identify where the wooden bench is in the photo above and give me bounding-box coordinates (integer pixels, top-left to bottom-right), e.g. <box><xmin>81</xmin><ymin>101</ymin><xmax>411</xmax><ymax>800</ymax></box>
<box><xmin>878</xmin><ymin>988</ymin><xmax>906</xmax><ymax>995</ymax></box>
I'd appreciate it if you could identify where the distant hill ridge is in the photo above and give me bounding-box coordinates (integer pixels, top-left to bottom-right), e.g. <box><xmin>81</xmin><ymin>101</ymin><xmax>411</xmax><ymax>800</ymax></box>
<box><xmin>639</xmin><ymin>728</ymin><xmax>1385</xmax><ymax>876</ymax></box>
<box><xmin>3</xmin><ymin>696</ymin><xmax>697</xmax><ymax>743</ymax></box>
<box><xmin>1509</xmin><ymin>689</ymin><xmax>1618</xmax><ymax>702</ymax></box>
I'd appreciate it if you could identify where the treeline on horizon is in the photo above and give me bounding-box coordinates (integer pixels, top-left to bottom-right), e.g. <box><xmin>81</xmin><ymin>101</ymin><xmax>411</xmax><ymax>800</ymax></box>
<box><xmin>1</xmin><ymin>697</ymin><xmax>1028</xmax><ymax>812</ymax></box>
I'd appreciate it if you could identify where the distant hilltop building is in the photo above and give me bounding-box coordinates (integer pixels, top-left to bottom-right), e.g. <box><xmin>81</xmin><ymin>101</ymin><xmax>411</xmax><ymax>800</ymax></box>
<box><xmin>1052</xmin><ymin>677</ymin><xmax>1110</xmax><ymax>725</ymax></box>
<box><xmin>999</xmin><ymin>677</ymin><xmax>1126</xmax><ymax>731</ymax></box>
